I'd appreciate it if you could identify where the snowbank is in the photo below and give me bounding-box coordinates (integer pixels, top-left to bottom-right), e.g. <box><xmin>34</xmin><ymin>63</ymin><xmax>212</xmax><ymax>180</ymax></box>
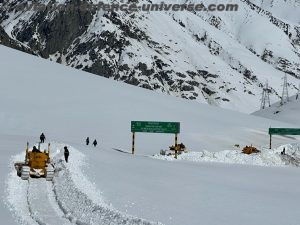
<box><xmin>4</xmin><ymin>153</ymin><xmax>38</xmax><ymax>225</ymax></box>
<box><xmin>153</xmin><ymin>144</ymin><xmax>300</xmax><ymax>167</ymax></box>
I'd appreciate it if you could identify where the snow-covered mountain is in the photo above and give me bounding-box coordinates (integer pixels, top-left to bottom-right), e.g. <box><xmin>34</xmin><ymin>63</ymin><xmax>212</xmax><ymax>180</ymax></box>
<box><xmin>1</xmin><ymin>44</ymin><xmax>300</xmax><ymax>225</ymax></box>
<box><xmin>1</xmin><ymin>0</ymin><xmax>300</xmax><ymax>112</ymax></box>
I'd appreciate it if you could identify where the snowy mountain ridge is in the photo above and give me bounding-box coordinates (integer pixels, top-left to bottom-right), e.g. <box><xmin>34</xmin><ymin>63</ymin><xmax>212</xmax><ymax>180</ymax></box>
<box><xmin>1</xmin><ymin>0</ymin><xmax>300</xmax><ymax>113</ymax></box>
<box><xmin>1</xmin><ymin>41</ymin><xmax>300</xmax><ymax>225</ymax></box>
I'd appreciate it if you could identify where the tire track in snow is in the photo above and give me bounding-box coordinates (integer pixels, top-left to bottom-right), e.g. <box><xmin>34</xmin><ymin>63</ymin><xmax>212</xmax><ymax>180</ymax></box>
<box><xmin>6</xmin><ymin>143</ymin><xmax>162</xmax><ymax>225</ymax></box>
<box><xmin>53</xmin><ymin>165</ymin><xmax>159</xmax><ymax>225</ymax></box>
<box><xmin>51</xmin><ymin>145</ymin><xmax>162</xmax><ymax>225</ymax></box>
<box><xmin>27</xmin><ymin>179</ymin><xmax>72</xmax><ymax>225</ymax></box>
<box><xmin>26</xmin><ymin>180</ymin><xmax>43</xmax><ymax>225</ymax></box>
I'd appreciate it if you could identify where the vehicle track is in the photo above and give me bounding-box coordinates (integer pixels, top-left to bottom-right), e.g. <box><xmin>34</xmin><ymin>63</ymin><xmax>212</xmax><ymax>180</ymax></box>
<box><xmin>8</xmin><ymin>143</ymin><xmax>161</xmax><ymax>225</ymax></box>
<box><xmin>26</xmin><ymin>178</ymin><xmax>73</xmax><ymax>225</ymax></box>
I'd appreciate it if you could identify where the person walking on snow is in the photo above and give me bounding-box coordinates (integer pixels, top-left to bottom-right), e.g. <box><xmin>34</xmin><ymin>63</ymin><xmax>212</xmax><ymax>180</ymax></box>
<box><xmin>281</xmin><ymin>147</ymin><xmax>286</xmax><ymax>155</ymax></box>
<box><xmin>64</xmin><ymin>146</ymin><xmax>69</xmax><ymax>163</ymax></box>
<box><xmin>86</xmin><ymin>137</ymin><xmax>89</xmax><ymax>146</ymax></box>
<box><xmin>93</xmin><ymin>139</ymin><xmax>97</xmax><ymax>147</ymax></box>
<box><xmin>40</xmin><ymin>133</ymin><xmax>46</xmax><ymax>143</ymax></box>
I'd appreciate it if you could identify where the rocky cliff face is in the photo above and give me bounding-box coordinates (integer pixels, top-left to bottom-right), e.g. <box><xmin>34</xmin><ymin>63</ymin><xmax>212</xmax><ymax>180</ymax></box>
<box><xmin>0</xmin><ymin>25</ymin><xmax>33</xmax><ymax>54</ymax></box>
<box><xmin>1</xmin><ymin>0</ymin><xmax>300</xmax><ymax>113</ymax></box>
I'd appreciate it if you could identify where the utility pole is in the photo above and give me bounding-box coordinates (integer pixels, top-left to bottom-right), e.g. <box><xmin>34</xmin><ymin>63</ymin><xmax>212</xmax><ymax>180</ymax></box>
<box><xmin>297</xmin><ymin>83</ymin><xmax>300</xmax><ymax>100</ymax></box>
<box><xmin>260</xmin><ymin>80</ymin><xmax>271</xmax><ymax>109</ymax></box>
<box><xmin>281</xmin><ymin>73</ymin><xmax>289</xmax><ymax>105</ymax></box>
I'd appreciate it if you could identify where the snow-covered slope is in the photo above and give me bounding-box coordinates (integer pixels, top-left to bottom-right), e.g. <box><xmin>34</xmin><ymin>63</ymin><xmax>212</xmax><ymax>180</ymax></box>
<box><xmin>0</xmin><ymin>45</ymin><xmax>297</xmax><ymax>153</ymax></box>
<box><xmin>1</xmin><ymin>45</ymin><xmax>300</xmax><ymax>225</ymax></box>
<box><xmin>251</xmin><ymin>0</ymin><xmax>300</xmax><ymax>24</ymax></box>
<box><xmin>253</xmin><ymin>95</ymin><xmax>300</xmax><ymax>125</ymax></box>
<box><xmin>1</xmin><ymin>0</ymin><xmax>300</xmax><ymax>113</ymax></box>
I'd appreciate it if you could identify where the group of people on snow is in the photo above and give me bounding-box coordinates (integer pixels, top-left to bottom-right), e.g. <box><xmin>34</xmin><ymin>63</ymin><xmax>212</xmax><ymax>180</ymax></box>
<box><xmin>38</xmin><ymin>132</ymin><xmax>70</xmax><ymax>163</ymax></box>
<box><xmin>86</xmin><ymin>137</ymin><xmax>98</xmax><ymax>147</ymax></box>
<box><xmin>40</xmin><ymin>133</ymin><xmax>98</xmax><ymax>148</ymax></box>
<box><xmin>36</xmin><ymin>133</ymin><xmax>99</xmax><ymax>164</ymax></box>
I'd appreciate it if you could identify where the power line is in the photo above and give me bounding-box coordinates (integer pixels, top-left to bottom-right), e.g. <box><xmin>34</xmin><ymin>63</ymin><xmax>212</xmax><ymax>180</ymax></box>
<box><xmin>297</xmin><ymin>82</ymin><xmax>300</xmax><ymax>100</ymax></box>
<box><xmin>281</xmin><ymin>73</ymin><xmax>289</xmax><ymax>105</ymax></box>
<box><xmin>260</xmin><ymin>80</ymin><xmax>271</xmax><ymax>109</ymax></box>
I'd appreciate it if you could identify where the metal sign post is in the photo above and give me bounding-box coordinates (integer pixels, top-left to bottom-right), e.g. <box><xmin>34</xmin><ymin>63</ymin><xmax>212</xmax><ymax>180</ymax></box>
<box><xmin>132</xmin><ymin>132</ymin><xmax>135</xmax><ymax>154</ymax></box>
<box><xmin>131</xmin><ymin>121</ymin><xmax>180</xmax><ymax>155</ymax></box>
<box><xmin>175</xmin><ymin>133</ymin><xmax>178</xmax><ymax>159</ymax></box>
<box><xmin>268</xmin><ymin>128</ymin><xmax>300</xmax><ymax>149</ymax></box>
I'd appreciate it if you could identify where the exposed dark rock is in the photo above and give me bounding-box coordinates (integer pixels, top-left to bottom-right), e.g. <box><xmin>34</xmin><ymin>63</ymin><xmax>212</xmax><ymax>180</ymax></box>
<box><xmin>222</xmin><ymin>98</ymin><xmax>230</xmax><ymax>102</ymax></box>
<box><xmin>182</xmin><ymin>85</ymin><xmax>194</xmax><ymax>91</ymax></box>
<box><xmin>202</xmin><ymin>87</ymin><xmax>216</xmax><ymax>96</ymax></box>
<box><xmin>0</xmin><ymin>25</ymin><xmax>34</xmax><ymax>54</ymax></box>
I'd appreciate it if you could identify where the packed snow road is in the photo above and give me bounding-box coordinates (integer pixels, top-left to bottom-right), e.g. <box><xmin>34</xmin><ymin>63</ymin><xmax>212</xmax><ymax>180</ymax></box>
<box><xmin>4</xmin><ymin>142</ymin><xmax>300</xmax><ymax>225</ymax></box>
<box><xmin>27</xmin><ymin>179</ymin><xmax>71</xmax><ymax>225</ymax></box>
<box><xmin>5</xmin><ymin>147</ymin><xmax>73</xmax><ymax>225</ymax></box>
<box><xmin>5</xmin><ymin>143</ymin><xmax>161</xmax><ymax>225</ymax></box>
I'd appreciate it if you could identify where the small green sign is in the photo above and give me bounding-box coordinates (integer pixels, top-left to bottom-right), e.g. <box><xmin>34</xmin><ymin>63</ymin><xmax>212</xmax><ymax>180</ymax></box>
<box><xmin>269</xmin><ymin>128</ymin><xmax>300</xmax><ymax>135</ymax></box>
<box><xmin>131</xmin><ymin>121</ymin><xmax>180</xmax><ymax>134</ymax></box>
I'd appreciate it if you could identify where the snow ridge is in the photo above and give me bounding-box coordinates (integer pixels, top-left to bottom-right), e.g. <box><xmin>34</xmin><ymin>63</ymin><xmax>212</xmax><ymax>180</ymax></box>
<box><xmin>4</xmin><ymin>153</ymin><xmax>39</xmax><ymax>225</ymax></box>
<box><xmin>153</xmin><ymin>143</ymin><xmax>300</xmax><ymax>167</ymax></box>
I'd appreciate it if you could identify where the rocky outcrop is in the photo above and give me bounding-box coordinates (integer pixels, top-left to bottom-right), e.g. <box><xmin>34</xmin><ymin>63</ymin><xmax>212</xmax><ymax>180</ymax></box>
<box><xmin>0</xmin><ymin>25</ymin><xmax>34</xmax><ymax>54</ymax></box>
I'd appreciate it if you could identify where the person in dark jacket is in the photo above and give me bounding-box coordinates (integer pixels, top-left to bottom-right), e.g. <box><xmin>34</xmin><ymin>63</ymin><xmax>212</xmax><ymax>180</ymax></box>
<box><xmin>32</xmin><ymin>146</ymin><xmax>40</xmax><ymax>153</ymax></box>
<box><xmin>40</xmin><ymin>133</ymin><xmax>46</xmax><ymax>143</ymax></box>
<box><xmin>281</xmin><ymin>147</ymin><xmax>286</xmax><ymax>155</ymax></box>
<box><xmin>93</xmin><ymin>139</ymin><xmax>97</xmax><ymax>147</ymax></box>
<box><xmin>86</xmin><ymin>137</ymin><xmax>89</xmax><ymax>146</ymax></box>
<box><xmin>64</xmin><ymin>146</ymin><xmax>69</xmax><ymax>163</ymax></box>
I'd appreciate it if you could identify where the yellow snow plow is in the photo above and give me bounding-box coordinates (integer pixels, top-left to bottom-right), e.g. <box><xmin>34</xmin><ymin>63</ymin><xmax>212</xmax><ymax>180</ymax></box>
<box><xmin>14</xmin><ymin>142</ymin><xmax>54</xmax><ymax>181</ymax></box>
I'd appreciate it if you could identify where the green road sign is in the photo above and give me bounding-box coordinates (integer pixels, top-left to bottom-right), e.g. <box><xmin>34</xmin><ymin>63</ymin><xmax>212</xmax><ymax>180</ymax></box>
<box><xmin>269</xmin><ymin>128</ymin><xmax>300</xmax><ymax>135</ymax></box>
<box><xmin>131</xmin><ymin>121</ymin><xmax>180</xmax><ymax>134</ymax></box>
